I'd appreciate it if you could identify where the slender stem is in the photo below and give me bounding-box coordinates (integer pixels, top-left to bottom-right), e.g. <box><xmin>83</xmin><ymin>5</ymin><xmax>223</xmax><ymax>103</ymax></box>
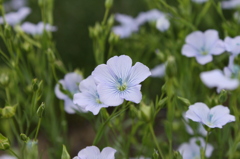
<box><xmin>8</xmin><ymin>148</ymin><xmax>21</xmax><ymax>159</ymax></box>
<box><xmin>149</xmin><ymin>123</ymin><xmax>164</xmax><ymax>159</ymax></box>
<box><xmin>34</xmin><ymin>118</ymin><xmax>42</xmax><ymax>141</ymax></box>
<box><xmin>202</xmin><ymin>130</ymin><xmax>210</xmax><ymax>159</ymax></box>
<box><xmin>102</xmin><ymin>8</ymin><xmax>110</xmax><ymax>25</ymax></box>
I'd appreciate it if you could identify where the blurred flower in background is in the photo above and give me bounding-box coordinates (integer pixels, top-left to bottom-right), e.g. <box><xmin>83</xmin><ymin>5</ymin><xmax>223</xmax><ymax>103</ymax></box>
<box><xmin>192</xmin><ymin>0</ymin><xmax>208</xmax><ymax>3</ymax></box>
<box><xmin>4</xmin><ymin>0</ymin><xmax>27</xmax><ymax>11</ymax></box>
<box><xmin>0</xmin><ymin>155</ymin><xmax>16</xmax><ymax>159</ymax></box>
<box><xmin>150</xmin><ymin>63</ymin><xmax>166</xmax><ymax>78</ymax></box>
<box><xmin>178</xmin><ymin>137</ymin><xmax>213</xmax><ymax>159</ymax></box>
<box><xmin>21</xmin><ymin>22</ymin><xmax>57</xmax><ymax>35</ymax></box>
<box><xmin>221</xmin><ymin>0</ymin><xmax>240</xmax><ymax>9</ymax></box>
<box><xmin>0</xmin><ymin>7</ymin><xmax>31</xmax><ymax>26</ymax></box>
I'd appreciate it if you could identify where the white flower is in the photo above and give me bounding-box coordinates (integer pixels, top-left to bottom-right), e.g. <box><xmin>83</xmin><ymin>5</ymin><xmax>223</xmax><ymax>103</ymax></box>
<box><xmin>221</xmin><ymin>0</ymin><xmax>240</xmax><ymax>9</ymax></box>
<box><xmin>181</xmin><ymin>29</ymin><xmax>225</xmax><ymax>65</ymax></box>
<box><xmin>224</xmin><ymin>36</ymin><xmax>240</xmax><ymax>55</ymax></box>
<box><xmin>21</xmin><ymin>22</ymin><xmax>57</xmax><ymax>35</ymax></box>
<box><xmin>150</xmin><ymin>63</ymin><xmax>165</xmax><ymax>78</ymax></box>
<box><xmin>178</xmin><ymin>137</ymin><xmax>213</xmax><ymax>159</ymax></box>
<box><xmin>73</xmin><ymin>76</ymin><xmax>108</xmax><ymax>115</ymax></box>
<box><xmin>0</xmin><ymin>7</ymin><xmax>31</xmax><ymax>26</ymax></box>
<box><xmin>55</xmin><ymin>72</ymin><xmax>86</xmax><ymax>114</ymax></box>
<box><xmin>192</xmin><ymin>0</ymin><xmax>208</xmax><ymax>3</ymax></box>
<box><xmin>185</xmin><ymin>102</ymin><xmax>235</xmax><ymax>128</ymax></box>
<box><xmin>73</xmin><ymin>146</ymin><xmax>116</xmax><ymax>159</ymax></box>
<box><xmin>112</xmin><ymin>14</ymin><xmax>138</xmax><ymax>38</ymax></box>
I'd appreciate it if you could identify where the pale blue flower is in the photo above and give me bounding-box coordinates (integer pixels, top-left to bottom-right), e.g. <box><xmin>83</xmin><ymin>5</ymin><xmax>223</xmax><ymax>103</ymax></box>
<box><xmin>21</xmin><ymin>22</ymin><xmax>57</xmax><ymax>35</ymax></box>
<box><xmin>130</xmin><ymin>157</ymin><xmax>150</xmax><ymax>159</ymax></box>
<box><xmin>55</xmin><ymin>72</ymin><xmax>86</xmax><ymax>114</ymax></box>
<box><xmin>182</xmin><ymin>29</ymin><xmax>225</xmax><ymax>65</ymax></box>
<box><xmin>73</xmin><ymin>76</ymin><xmax>108</xmax><ymax>115</ymax></box>
<box><xmin>0</xmin><ymin>155</ymin><xmax>17</xmax><ymax>159</ymax></box>
<box><xmin>112</xmin><ymin>14</ymin><xmax>138</xmax><ymax>38</ymax></box>
<box><xmin>0</xmin><ymin>7</ymin><xmax>31</xmax><ymax>26</ymax></box>
<box><xmin>150</xmin><ymin>63</ymin><xmax>165</xmax><ymax>78</ymax></box>
<box><xmin>73</xmin><ymin>146</ymin><xmax>116</xmax><ymax>159</ymax></box>
<box><xmin>224</xmin><ymin>36</ymin><xmax>240</xmax><ymax>55</ymax></box>
<box><xmin>92</xmin><ymin>55</ymin><xmax>151</xmax><ymax>106</ymax></box>
<box><xmin>192</xmin><ymin>0</ymin><xmax>208</xmax><ymax>3</ymax></box>
<box><xmin>4</xmin><ymin>0</ymin><xmax>27</xmax><ymax>11</ymax></box>
<box><xmin>178</xmin><ymin>137</ymin><xmax>213</xmax><ymax>159</ymax></box>
<box><xmin>135</xmin><ymin>9</ymin><xmax>170</xmax><ymax>32</ymax></box>
<box><xmin>200</xmin><ymin>69</ymin><xmax>239</xmax><ymax>92</ymax></box>
<box><xmin>185</xmin><ymin>102</ymin><xmax>235</xmax><ymax>128</ymax></box>
<box><xmin>222</xmin><ymin>0</ymin><xmax>240</xmax><ymax>9</ymax></box>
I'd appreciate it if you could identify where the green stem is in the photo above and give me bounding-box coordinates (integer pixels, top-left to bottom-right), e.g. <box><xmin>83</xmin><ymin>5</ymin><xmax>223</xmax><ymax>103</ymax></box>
<box><xmin>34</xmin><ymin>118</ymin><xmax>42</xmax><ymax>141</ymax></box>
<box><xmin>202</xmin><ymin>130</ymin><xmax>210</xmax><ymax>159</ymax></box>
<box><xmin>102</xmin><ymin>7</ymin><xmax>110</xmax><ymax>25</ymax></box>
<box><xmin>9</xmin><ymin>148</ymin><xmax>21</xmax><ymax>159</ymax></box>
<box><xmin>149</xmin><ymin>123</ymin><xmax>164</xmax><ymax>159</ymax></box>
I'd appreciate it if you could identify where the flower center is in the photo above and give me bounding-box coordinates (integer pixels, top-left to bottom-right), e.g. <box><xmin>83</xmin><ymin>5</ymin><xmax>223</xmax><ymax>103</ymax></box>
<box><xmin>96</xmin><ymin>99</ymin><xmax>102</xmax><ymax>104</ymax></box>
<box><xmin>200</xmin><ymin>47</ymin><xmax>208</xmax><ymax>55</ymax></box>
<box><xmin>117</xmin><ymin>78</ymin><xmax>127</xmax><ymax>91</ymax></box>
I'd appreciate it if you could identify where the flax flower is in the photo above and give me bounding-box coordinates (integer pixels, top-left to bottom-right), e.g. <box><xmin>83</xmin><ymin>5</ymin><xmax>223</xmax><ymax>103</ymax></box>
<box><xmin>185</xmin><ymin>102</ymin><xmax>235</xmax><ymax>128</ymax></box>
<box><xmin>21</xmin><ymin>22</ymin><xmax>57</xmax><ymax>35</ymax></box>
<box><xmin>73</xmin><ymin>146</ymin><xmax>116</xmax><ymax>159</ymax></box>
<box><xmin>182</xmin><ymin>29</ymin><xmax>225</xmax><ymax>65</ymax></box>
<box><xmin>92</xmin><ymin>55</ymin><xmax>151</xmax><ymax>106</ymax></box>
<box><xmin>73</xmin><ymin>76</ymin><xmax>108</xmax><ymax>115</ymax></box>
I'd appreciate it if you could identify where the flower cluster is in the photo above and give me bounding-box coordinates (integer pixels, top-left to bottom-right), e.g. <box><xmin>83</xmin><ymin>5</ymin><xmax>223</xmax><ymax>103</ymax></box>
<box><xmin>112</xmin><ymin>9</ymin><xmax>170</xmax><ymax>38</ymax></box>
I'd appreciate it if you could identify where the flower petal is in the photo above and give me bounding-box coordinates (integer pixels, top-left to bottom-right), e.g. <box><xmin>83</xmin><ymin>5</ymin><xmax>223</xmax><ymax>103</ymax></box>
<box><xmin>127</xmin><ymin>62</ymin><xmax>151</xmax><ymax>86</ymax></box>
<box><xmin>64</xmin><ymin>72</ymin><xmax>82</xmax><ymax>93</ymax></box>
<box><xmin>185</xmin><ymin>102</ymin><xmax>209</xmax><ymax>124</ymax></box>
<box><xmin>100</xmin><ymin>147</ymin><xmax>117</xmax><ymax>159</ymax></box>
<box><xmin>77</xmin><ymin>146</ymin><xmax>100</xmax><ymax>158</ymax></box>
<box><xmin>195</xmin><ymin>55</ymin><xmax>212</xmax><ymax>65</ymax></box>
<box><xmin>209</xmin><ymin>40</ymin><xmax>225</xmax><ymax>55</ymax></box>
<box><xmin>204</xmin><ymin>29</ymin><xmax>219</xmax><ymax>51</ymax></box>
<box><xmin>54</xmin><ymin>80</ymin><xmax>67</xmax><ymax>100</ymax></box>
<box><xmin>107</xmin><ymin>55</ymin><xmax>132</xmax><ymax>81</ymax></box>
<box><xmin>98</xmin><ymin>84</ymin><xmax>124</xmax><ymax>106</ymax></box>
<box><xmin>64</xmin><ymin>98</ymin><xmax>82</xmax><ymax>114</ymax></box>
<box><xmin>79</xmin><ymin>76</ymin><xmax>97</xmax><ymax>94</ymax></box>
<box><xmin>181</xmin><ymin>44</ymin><xmax>200</xmax><ymax>57</ymax></box>
<box><xmin>186</xmin><ymin>31</ymin><xmax>204</xmax><ymax>50</ymax></box>
<box><xmin>121</xmin><ymin>85</ymin><xmax>142</xmax><ymax>104</ymax></box>
<box><xmin>92</xmin><ymin>64</ymin><xmax>117</xmax><ymax>84</ymax></box>
<box><xmin>150</xmin><ymin>64</ymin><xmax>165</xmax><ymax>78</ymax></box>
<box><xmin>208</xmin><ymin>105</ymin><xmax>235</xmax><ymax>128</ymax></box>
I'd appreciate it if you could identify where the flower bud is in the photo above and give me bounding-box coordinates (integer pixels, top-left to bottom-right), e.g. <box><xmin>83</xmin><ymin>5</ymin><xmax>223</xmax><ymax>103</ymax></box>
<box><xmin>107</xmin><ymin>15</ymin><xmax>114</xmax><ymax>26</ymax></box>
<box><xmin>139</xmin><ymin>103</ymin><xmax>152</xmax><ymax>122</ymax></box>
<box><xmin>166</xmin><ymin>56</ymin><xmax>177</xmax><ymax>77</ymax></box>
<box><xmin>37</xmin><ymin>102</ymin><xmax>45</xmax><ymax>118</ymax></box>
<box><xmin>61</xmin><ymin>145</ymin><xmax>70</xmax><ymax>159</ymax></box>
<box><xmin>152</xmin><ymin>149</ymin><xmax>159</xmax><ymax>159</ymax></box>
<box><xmin>0</xmin><ymin>134</ymin><xmax>10</xmax><ymax>150</ymax></box>
<box><xmin>218</xmin><ymin>89</ymin><xmax>228</xmax><ymax>104</ymax></box>
<box><xmin>32</xmin><ymin>79</ymin><xmax>39</xmax><ymax>92</ymax></box>
<box><xmin>108</xmin><ymin>32</ymin><xmax>119</xmax><ymax>45</ymax></box>
<box><xmin>0</xmin><ymin>73</ymin><xmax>9</xmax><ymax>87</ymax></box>
<box><xmin>105</xmin><ymin>0</ymin><xmax>113</xmax><ymax>9</ymax></box>
<box><xmin>20</xmin><ymin>133</ymin><xmax>29</xmax><ymax>142</ymax></box>
<box><xmin>4</xmin><ymin>24</ymin><xmax>11</xmax><ymax>39</ymax></box>
<box><xmin>0</xmin><ymin>105</ymin><xmax>17</xmax><ymax>119</ymax></box>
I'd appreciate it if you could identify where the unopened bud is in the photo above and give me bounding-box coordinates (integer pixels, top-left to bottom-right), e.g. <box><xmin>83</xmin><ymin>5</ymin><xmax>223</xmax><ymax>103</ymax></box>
<box><xmin>32</xmin><ymin>79</ymin><xmax>38</xmax><ymax>92</ymax></box>
<box><xmin>105</xmin><ymin>0</ymin><xmax>113</xmax><ymax>9</ymax></box>
<box><xmin>0</xmin><ymin>105</ymin><xmax>17</xmax><ymax>119</ymax></box>
<box><xmin>218</xmin><ymin>89</ymin><xmax>228</xmax><ymax>103</ymax></box>
<box><xmin>37</xmin><ymin>103</ymin><xmax>45</xmax><ymax>118</ymax></box>
<box><xmin>108</xmin><ymin>32</ymin><xmax>119</xmax><ymax>45</ymax></box>
<box><xmin>166</xmin><ymin>56</ymin><xmax>177</xmax><ymax>77</ymax></box>
<box><xmin>107</xmin><ymin>15</ymin><xmax>114</xmax><ymax>26</ymax></box>
<box><xmin>152</xmin><ymin>149</ymin><xmax>159</xmax><ymax>159</ymax></box>
<box><xmin>0</xmin><ymin>73</ymin><xmax>9</xmax><ymax>87</ymax></box>
<box><xmin>0</xmin><ymin>134</ymin><xmax>10</xmax><ymax>150</ymax></box>
<box><xmin>20</xmin><ymin>133</ymin><xmax>29</xmax><ymax>142</ymax></box>
<box><xmin>139</xmin><ymin>103</ymin><xmax>151</xmax><ymax>121</ymax></box>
